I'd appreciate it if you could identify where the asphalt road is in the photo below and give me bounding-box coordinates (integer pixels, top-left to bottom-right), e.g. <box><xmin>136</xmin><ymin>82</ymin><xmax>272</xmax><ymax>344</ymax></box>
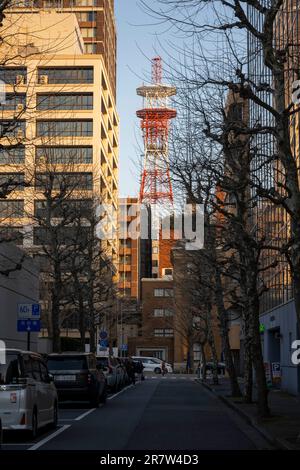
<box><xmin>2</xmin><ymin>376</ymin><xmax>272</xmax><ymax>451</ymax></box>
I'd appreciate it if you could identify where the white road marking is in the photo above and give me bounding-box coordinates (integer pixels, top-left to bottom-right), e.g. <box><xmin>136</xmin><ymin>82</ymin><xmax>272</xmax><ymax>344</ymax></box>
<box><xmin>74</xmin><ymin>408</ymin><xmax>96</xmax><ymax>421</ymax></box>
<box><xmin>107</xmin><ymin>384</ymin><xmax>133</xmax><ymax>400</ymax></box>
<box><xmin>28</xmin><ymin>425</ymin><xmax>71</xmax><ymax>451</ymax></box>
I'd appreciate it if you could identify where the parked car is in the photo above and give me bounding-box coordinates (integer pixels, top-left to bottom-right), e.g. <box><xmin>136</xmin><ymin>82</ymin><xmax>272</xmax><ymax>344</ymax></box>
<box><xmin>96</xmin><ymin>356</ymin><xmax>121</xmax><ymax>392</ymax></box>
<box><xmin>0</xmin><ymin>349</ymin><xmax>58</xmax><ymax>438</ymax></box>
<box><xmin>132</xmin><ymin>356</ymin><xmax>173</xmax><ymax>374</ymax></box>
<box><xmin>47</xmin><ymin>352</ymin><xmax>107</xmax><ymax>407</ymax></box>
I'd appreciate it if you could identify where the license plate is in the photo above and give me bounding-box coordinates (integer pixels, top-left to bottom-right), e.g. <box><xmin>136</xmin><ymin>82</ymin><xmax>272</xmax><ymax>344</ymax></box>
<box><xmin>55</xmin><ymin>375</ymin><xmax>76</xmax><ymax>381</ymax></box>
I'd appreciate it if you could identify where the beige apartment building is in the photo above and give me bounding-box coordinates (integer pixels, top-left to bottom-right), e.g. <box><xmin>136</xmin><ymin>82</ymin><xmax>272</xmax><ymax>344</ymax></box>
<box><xmin>0</xmin><ymin>10</ymin><xmax>119</xmax><ymax>343</ymax></box>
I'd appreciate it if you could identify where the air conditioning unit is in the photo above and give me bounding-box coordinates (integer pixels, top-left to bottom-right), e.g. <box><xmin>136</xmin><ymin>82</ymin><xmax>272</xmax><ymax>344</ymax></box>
<box><xmin>16</xmin><ymin>103</ymin><xmax>24</xmax><ymax>112</ymax></box>
<box><xmin>15</xmin><ymin>75</ymin><xmax>25</xmax><ymax>86</ymax></box>
<box><xmin>16</xmin><ymin>129</ymin><xmax>24</xmax><ymax>139</ymax></box>
<box><xmin>39</xmin><ymin>75</ymin><xmax>49</xmax><ymax>85</ymax></box>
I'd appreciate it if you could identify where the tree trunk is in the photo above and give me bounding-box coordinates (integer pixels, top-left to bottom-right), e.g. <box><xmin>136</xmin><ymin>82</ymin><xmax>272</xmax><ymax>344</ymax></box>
<box><xmin>215</xmin><ymin>265</ymin><xmax>242</xmax><ymax>397</ymax></box>
<box><xmin>249</xmin><ymin>292</ymin><xmax>270</xmax><ymax>417</ymax></box>
<box><xmin>200</xmin><ymin>343</ymin><xmax>207</xmax><ymax>381</ymax></box>
<box><xmin>243</xmin><ymin>317</ymin><xmax>253</xmax><ymax>403</ymax></box>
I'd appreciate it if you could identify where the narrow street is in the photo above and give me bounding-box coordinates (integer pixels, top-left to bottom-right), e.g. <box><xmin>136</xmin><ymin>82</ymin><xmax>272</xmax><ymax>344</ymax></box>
<box><xmin>2</xmin><ymin>376</ymin><xmax>271</xmax><ymax>451</ymax></box>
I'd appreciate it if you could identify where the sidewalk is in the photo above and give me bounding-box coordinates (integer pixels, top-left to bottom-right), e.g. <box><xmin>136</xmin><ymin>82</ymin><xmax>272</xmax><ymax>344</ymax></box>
<box><xmin>196</xmin><ymin>377</ymin><xmax>300</xmax><ymax>449</ymax></box>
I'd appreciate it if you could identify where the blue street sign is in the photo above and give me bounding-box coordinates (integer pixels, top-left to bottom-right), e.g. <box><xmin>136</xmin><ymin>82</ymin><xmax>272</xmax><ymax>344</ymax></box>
<box><xmin>99</xmin><ymin>330</ymin><xmax>108</xmax><ymax>340</ymax></box>
<box><xmin>18</xmin><ymin>304</ymin><xmax>41</xmax><ymax>320</ymax></box>
<box><xmin>17</xmin><ymin>319</ymin><xmax>41</xmax><ymax>332</ymax></box>
<box><xmin>99</xmin><ymin>339</ymin><xmax>109</xmax><ymax>347</ymax></box>
<box><xmin>120</xmin><ymin>344</ymin><xmax>128</xmax><ymax>351</ymax></box>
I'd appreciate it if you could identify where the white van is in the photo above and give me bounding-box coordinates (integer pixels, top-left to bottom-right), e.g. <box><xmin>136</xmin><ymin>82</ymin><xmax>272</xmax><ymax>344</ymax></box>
<box><xmin>132</xmin><ymin>356</ymin><xmax>173</xmax><ymax>374</ymax></box>
<box><xmin>0</xmin><ymin>349</ymin><xmax>58</xmax><ymax>437</ymax></box>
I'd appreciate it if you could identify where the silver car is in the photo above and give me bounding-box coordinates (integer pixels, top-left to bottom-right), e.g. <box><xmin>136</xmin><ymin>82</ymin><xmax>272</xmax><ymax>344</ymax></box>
<box><xmin>0</xmin><ymin>349</ymin><xmax>58</xmax><ymax>437</ymax></box>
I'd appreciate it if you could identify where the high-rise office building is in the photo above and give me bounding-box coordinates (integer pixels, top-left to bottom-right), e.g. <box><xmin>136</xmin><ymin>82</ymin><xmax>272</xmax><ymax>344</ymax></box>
<box><xmin>9</xmin><ymin>0</ymin><xmax>117</xmax><ymax>99</ymax></box>
<box><xmin>0</xmin><ymin>10</ymin><xmax>119</xmax><ymax>341</ymax></box>
<box><xmin>247</xmin><ymin>0</ymin><xmax>299</xmax><ymax>394</ymax></box>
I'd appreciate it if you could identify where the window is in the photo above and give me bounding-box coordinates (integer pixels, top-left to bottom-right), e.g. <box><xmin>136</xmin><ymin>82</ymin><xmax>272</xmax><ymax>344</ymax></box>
<box><xmin>33</xmin><ymin>226</ymin><xmax>90</xmax><ymax>245</ymax></box>
<box><xmin>0</xmin><ymin>173</ymin><xmax>24</xmax><ymax>191</ymax></box>
<box><xmin>152</xmin><ymin>246</ymin><xmax>158</xmax><ymax>254</ymax></box>
<box><xmin>34</xmin><ymin>199</ymin><xmax>92</xmax><ymax>219</ymax></box>
<box><xmin>0</xmin><ymin>93</ymin><xmax>26</xmax><ymax>110</ymax></box>
<box><xmin>153</xmin><ymin>309</ymin><xmax>174</xmax><ymax>317</ymax></box>
<box><xmin>0</xmin><ymin>146</ymin><xmax>25</xmax><ymax>164</ymax></box>
<box><xmin>47</xmin><ymin>356</ymin><xmax>88</xmax><ymax>371</ymax></box>
<box><xmin>152</xmin><ymin>259</ymin><xmax>158</xmax><ymax>267</ymax></box>
<box><xmin>84</xmin><ymin>43</ymin><xmax>97</xmax><ymax>54</ymax></box>
<box><xmin>0</xmin><ymin>353</ymin><xmax>21</xmax><ymax>384</ymax></box>
<box><xmin>154</xmin><ymin>288</ymin><xmax>174</xmax><ymax>297</ymax></box>
<box><xmin>0</xmin><ymin>227</ymin><xmax>23</xmax><ymax>244</ymax></box>
<box><xmin>35</xmin><ymin>172</ymin><xmax>93</xmax><ymax>190</ymax></box>
<box><xmin>119</xmin><ymin>255</ymin><xmax>131</xmax><ymax>265</ymax></box>
<box><xmin>36</xmin><ymin>146</ymin><xmax>93</xmax><ymax>164</ymax></box>
<box><xmin>37</xmin><ymin>67</ymin><xmax>93</xmax><ymax>84</ymax></box>
<box><xmin>153</xmin><ymin>329</ymin><xmax>174</xmax><ymax>337</ymax></box>
<box><xmin>0</xmin><ymin>200</ymin><xmax>24</xmax><ymax>218</ymax></box>
<box><xmin>162</xmin><ymin>268</ymin><xmax>173</xmax><ymax>276</ymax></box>
<box><xmin>76</xmin><ymin>11</ymin><xmax>96</xmax><ymax>22</ymax></box>
<box><xmin>0</xmin><ymin>120</ymin><xmax>25</xmax><ymax>137</ymax></box>
<box><xmin>81</xmin><ymin>27</ymin><xmax>96</xmax><ymax>38</ymax></box>
<box><xmin>71</xmin><ymin>0</ymin><xmax>97</xmax><ymax>6</ymax></box>
<box><xmin>37</xmin><ymin>93</ymin><xmax>93</xmax><ymax>111</ymax></box>
<box><xmin>36</xmin><ymin>120</ymin><xmax>93</xmax><ymax>137</ymax></box>
<box><xmin>0</xmin><ymin>67</ymin><xmax>26</xmax><ymax>85</ymax></box>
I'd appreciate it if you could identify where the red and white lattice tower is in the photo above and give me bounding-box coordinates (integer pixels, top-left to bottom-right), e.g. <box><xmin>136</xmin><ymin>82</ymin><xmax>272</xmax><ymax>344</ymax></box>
<box><xmin>137</xmin><ymin>57</ymin><xmax>176</xmax><ymax>206</ymax></box>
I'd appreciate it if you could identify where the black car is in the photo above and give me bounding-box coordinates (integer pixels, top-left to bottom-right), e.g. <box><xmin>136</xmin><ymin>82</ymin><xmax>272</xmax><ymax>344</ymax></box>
<box><xmin>47</xmin><ymin>352</ymin><xmax>107</xmax><ymax>407</ymax></box>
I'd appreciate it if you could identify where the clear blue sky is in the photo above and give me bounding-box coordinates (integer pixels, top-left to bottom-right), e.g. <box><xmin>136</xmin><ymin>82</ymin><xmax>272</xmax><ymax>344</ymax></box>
<box><xmin>115</xmin><ymin>0</ymin><xmax>176</xmax><ymax>198</ymax></box>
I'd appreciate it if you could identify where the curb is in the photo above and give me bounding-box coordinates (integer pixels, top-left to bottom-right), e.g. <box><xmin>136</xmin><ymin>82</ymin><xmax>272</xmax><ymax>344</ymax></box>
<box><xmin>195</xmin><ymin>379</ymin><xmax>293</xmax><ymax>450</ymax></box>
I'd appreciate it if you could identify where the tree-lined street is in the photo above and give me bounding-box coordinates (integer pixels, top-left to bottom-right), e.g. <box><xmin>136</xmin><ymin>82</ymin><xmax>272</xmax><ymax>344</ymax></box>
<box><xmin>2</xmin><ymin>377</ymin><xmax>271</xmax><ymax>451</ymax></box>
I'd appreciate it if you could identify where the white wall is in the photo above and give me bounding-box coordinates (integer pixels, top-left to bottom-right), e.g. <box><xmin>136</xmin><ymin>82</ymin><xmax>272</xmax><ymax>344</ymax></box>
<box><xmin>0</xmin><ymin>243</ymin><xmax>39</xmax><ymax>351</ymax></box>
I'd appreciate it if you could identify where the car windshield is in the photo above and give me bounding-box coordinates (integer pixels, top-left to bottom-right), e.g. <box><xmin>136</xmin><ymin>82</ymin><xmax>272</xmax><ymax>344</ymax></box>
<box><xmin>0</xmin><ymin>353</ymin><xmax>21</xmax><ymax>384</ymax></box>
<box><xmin>47</xmin><ymin>356</ymin><xmax>87</xmax><ymax>371</ymax></box>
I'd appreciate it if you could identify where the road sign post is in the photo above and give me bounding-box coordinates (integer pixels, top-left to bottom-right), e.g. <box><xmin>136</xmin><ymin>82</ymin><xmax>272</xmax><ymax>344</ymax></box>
<box><xmin>17</xmin><ymin>304</ymin><xmax>41</xmax><ymax>350</ymax></box>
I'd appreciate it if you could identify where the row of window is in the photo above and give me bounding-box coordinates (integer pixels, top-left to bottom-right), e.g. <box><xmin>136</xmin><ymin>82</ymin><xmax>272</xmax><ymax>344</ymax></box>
<box><xmin>153</xmin><ymin>329</ymin><xmax>174</xmax><ymax>337</ymax></box>
<box><xmin>0</xmin><ymin>173</ymin><xmax>94</xmax><ymax>191</ymax></box>
<box><xmin>153</xmin><ymin>288</ymin><xmax>174</xmax><ymax>297</ymax></box>
<box><xmin>0</xmin><ymin>198</ymin><xmax>93</xmax><ymax>219</ymax></box>
<box><xmin>0</xmin><ymin>67</ymin><xmax>94</xmax><ymax>85</ymax></box>
<box><xmin>36</xmin><ymin>93</ymin><xmax>93</xmax><ymax>111</ymax></box>
<box><xmin>0</xmin><ymin>146</ymin><xmax>93</xmax><ymax>164</ymax></box>
<box><xmin>153</xmin><ymin>309</ymin><xmax>174</xmax><ymax>317</ymax></box>
<box><xmin>36</xmin><ymin>120</ymin><xmax>93</xmax><ymax>137</ymax></box>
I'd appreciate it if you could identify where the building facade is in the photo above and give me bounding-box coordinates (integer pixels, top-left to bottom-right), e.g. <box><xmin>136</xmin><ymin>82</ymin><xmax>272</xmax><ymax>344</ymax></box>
<box><xmin>247</xmin><ymin>0</ymin><xmax>300</xmax><ymax>394</ymax></box>
<box><xmin>0</xmin><ymin>10</ymin><xmax>119</xmax><ymax>346</ymax></box>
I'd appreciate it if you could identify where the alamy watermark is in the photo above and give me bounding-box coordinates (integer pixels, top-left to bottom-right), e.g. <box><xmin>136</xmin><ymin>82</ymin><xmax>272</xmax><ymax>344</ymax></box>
<box><xmin>95</xmin><ymin>203</ymin><xmax>204</xmax><ymax>251</ymax></box>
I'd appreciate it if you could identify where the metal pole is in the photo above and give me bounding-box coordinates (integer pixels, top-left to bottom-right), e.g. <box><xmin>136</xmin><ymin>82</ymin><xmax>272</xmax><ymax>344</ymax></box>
<box><xmin>27</xmin><ymin>331</ymin><xmax>30</xmax><ymax>351</ymax></box>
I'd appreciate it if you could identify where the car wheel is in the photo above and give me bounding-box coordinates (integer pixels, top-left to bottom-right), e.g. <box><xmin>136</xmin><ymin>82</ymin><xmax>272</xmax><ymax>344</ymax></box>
<box><xmin>154</xmin><ymin>367</ymin><xmax>161</xmax><ymax>374</ymax></box>
<box><xmin>32</xmin><ymin>408</ymin><xmax>38</xmax><ymax>439</ymax></box>
<box><xmin>51</xmin><ymin>402</ymin><xmax>58</xmax><ymax>429</ymax></box>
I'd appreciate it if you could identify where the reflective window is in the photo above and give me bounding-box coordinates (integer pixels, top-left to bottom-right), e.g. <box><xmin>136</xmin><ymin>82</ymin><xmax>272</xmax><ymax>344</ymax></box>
<box><xmin>37</xmin><ymin>67</ymin><xmax>93</xmax><ymax>84</ymax></box>
<box><xmin>36</xmin><ymin>120</ymin><xmax>93</xmax><ymax>137</ymax></box>
<box><xmin>36</xmin><ymin>146</ymin><xmax>92</xmax><ymax>164</ymax></box>
<box><xmin>36</xmin><ymin>93</ymin><xmax>93</xmax><ymax>111</ymax></box>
